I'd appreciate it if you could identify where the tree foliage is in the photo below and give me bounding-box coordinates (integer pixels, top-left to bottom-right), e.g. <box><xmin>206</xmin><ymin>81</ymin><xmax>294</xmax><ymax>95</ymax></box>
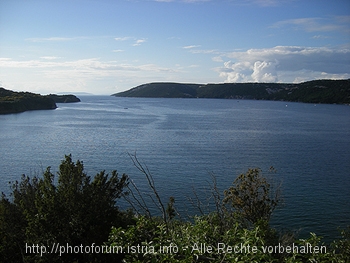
<box><xmin>223</xmin><ymin>168</ymin><xmax>280</xmax><ymax>226</ymax></box>
<box><xmin>0</xmin><ymin>155</ymin><xmax>131</xmax><ymax>263</ymax></box>
<box><xmin>1</xmin><ymin>156</ymin><xmax>349</xmax><ymax>263</ymax></box>
<box><xmin>108</xmin><ymin>216</ymin><xmax>349</xmax><ymax>263</ymax></box>
<box><xmin>0</xmin><ymin>87</ymin><xmax>57</xmax><ymax>114</ymax></box>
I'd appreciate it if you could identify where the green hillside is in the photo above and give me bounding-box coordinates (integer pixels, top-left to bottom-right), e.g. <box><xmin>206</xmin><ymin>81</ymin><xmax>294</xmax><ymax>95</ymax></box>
<box><xmin>115</xmin><ymin>83</ymin><xmax>199</xmax><ymax>98</ymax></box>
<box><xmin>113</xmin><ymin>79</ymin><xmax>350</xmax><ymax>104</ymax></box>
<box><xmin>0</xmin><ymin>88</ymin><xmax>80</xmax><ymax>114</ymax></box>
<box><xmin>0</xmin><ymin>88</ymin><xmax>57</xmax><ymax>114</ymax></box>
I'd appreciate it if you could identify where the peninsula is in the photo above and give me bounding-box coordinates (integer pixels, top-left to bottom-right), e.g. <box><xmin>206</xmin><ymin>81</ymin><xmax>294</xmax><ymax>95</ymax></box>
<box><xmin>112</xmin><ymin>79</ymin><xmax>350</xmax><ymax>105</ymax></box>
<box><xmin>47</xmin><ymin>94</ymin><xmax>81</xmax><ymax>103</ymax></box>
<box><xmin>0</xmin><ymin>88</ymin><xmax>80</xmax><ymax>114</ymax></box>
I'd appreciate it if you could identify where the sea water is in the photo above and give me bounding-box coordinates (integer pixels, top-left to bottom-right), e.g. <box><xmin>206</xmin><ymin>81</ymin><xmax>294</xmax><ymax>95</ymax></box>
<box><xmin>0</xmin><ymin>96</ymin><xmax>349</xmax><ymax>241</ymax></box>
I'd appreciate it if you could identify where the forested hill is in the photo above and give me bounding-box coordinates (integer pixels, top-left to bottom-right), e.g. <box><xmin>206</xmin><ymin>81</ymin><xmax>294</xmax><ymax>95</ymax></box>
<box><xmin>112</xmin><ymin>79</ymin><xmax>350</xmax><ymax>104</ymax></box>
<box><xmin>0</xmin><ymin>88</ymin><xmax>80</xmax><ymax>114</ymax></box>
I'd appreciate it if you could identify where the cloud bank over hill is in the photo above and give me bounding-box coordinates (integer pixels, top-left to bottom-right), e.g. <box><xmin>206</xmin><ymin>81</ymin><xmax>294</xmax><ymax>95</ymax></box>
<box><xmin>217</xmin><ymin>46</ymin><xmax>350</xmax><ymax>83</ymax></box>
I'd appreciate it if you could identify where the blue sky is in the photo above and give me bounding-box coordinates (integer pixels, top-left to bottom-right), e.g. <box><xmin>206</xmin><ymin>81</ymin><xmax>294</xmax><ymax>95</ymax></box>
<box><xmin>0</xmin><ymin>0</ymin><xmax>349</xmax><ymax>95</ymax></box>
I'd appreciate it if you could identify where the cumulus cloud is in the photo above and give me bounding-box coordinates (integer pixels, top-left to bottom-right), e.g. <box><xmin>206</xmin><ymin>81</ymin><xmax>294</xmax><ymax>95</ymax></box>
<box><xmin>251</xmin><ymin>60</ymin><xmax>278</xmax><ymax>82</ymax></box>
<box><xmin>217</xmin><ymin>46</ymin><xmax>350</xmax><ymax>83</ymax></box>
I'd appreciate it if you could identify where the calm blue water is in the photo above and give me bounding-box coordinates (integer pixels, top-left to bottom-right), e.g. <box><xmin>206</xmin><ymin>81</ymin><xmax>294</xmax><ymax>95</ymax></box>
<box><xmin>1</xmin><ymin>96</ymin><xmax>349</xmax><ymax>241</ymax></box>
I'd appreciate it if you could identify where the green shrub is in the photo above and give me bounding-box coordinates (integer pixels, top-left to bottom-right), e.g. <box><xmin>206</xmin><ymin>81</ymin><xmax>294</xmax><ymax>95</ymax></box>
<box><xmin>0</xmin><ymin>155</ymin><xmax>131</xmax><ymax>263</ymax></box>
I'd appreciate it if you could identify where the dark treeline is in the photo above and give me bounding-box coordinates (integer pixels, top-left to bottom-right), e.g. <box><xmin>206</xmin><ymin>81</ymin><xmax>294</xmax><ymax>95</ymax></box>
<box><xmin>113</xmin><ymin>79</ymin><xmax>350</xmax><ymax>105</ymax></box>
<box><xmin>0</xmin><ymin>88</ymin><xmax>80</xmax><ymax>114</ymax></box>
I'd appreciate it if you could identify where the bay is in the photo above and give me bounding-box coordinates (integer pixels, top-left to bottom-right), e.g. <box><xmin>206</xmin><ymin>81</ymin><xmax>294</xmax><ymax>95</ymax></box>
<box><xmin>0</xmin><ymin>96</ymin><xmax>349</xmax><ymax>242</ymax></box>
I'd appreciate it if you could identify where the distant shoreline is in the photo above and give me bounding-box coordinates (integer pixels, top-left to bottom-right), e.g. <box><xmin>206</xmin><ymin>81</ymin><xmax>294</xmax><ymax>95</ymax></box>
<box><xmin>112</xmin><ymin>79</ymin><xmax>350</xmax><ymax>105</ymax></box>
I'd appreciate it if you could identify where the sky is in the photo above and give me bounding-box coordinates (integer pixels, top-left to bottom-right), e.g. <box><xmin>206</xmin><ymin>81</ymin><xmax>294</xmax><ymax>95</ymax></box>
<box><xmin>0</xmin><ymin>0</ymin><xmax>349</xmax><ymax>95</ymax></box>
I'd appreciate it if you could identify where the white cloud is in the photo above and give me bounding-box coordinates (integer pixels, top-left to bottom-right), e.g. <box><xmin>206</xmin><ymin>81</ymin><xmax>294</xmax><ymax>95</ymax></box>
<box><xmin>183</xmin><ymin>45</ymin><xmax>219</xmax><ymax>55</ymax></box>
<box><xmin>216</xmin><ymin>46</ymin><xmax>350</xmax><ymax>83</ymax></box>
<box><xmin>271</xmin><ymin>16</ymin><xmax>350</xmax><ymax>34</ymax></box>
<box><xmin>189</xmin><ymin>49</ymin><xmax>218</xmax><ymax>54</ymax></box>
<box><xmin>218</xmin><ymin>61</ymin><xmax>252</xmax><ymax>82</ymax></box>
<box><xmin>183</xmin><ymin>45</ymin><xmax>201</xmax><ymax>49</ymax></box>
<box><xmin>26</xmin><ymin>36</ymin><xmax>89</xmax><ymax>42</ymax></box>
<box><xmin>312</xmin><ymin>35</ymin><xmax>329</xmax><ymax>39</ymax></box>
<box><xmin>251</xmin><ymin>60</ymin><xmax>278</xmax><ymax>82</ymax></box>
<box><xmin>212</xmin><ymin>56</ymin><xmax>223</xmax><ymax>62</ymax></box>
<box><xmin>40</xmin><ymin>56</ymin><xmax>61</xmax><ymax>60</ymax></box>
<box><xmin>114</xmin><ymin>37</ymin><xmax>147</xmax><ymax>46</ymax></box>
<box><xmin>0</xmin><ymin>58</ymin><xmax>175</xmax><ymax>72</ymax></box>
<box><xmin>114</xmin><ymin>37</ymin><xmax>132</xmax><ymax>41</ymax></box>
<box><xmin>132</xmin><ymin>39</ymin><xmax>147</xmax><ymax>46</ymax></box>
<box><xmin>0</xmin><ymin>57</ymin><xmax>177</xmax><ymax>94</ymax></box>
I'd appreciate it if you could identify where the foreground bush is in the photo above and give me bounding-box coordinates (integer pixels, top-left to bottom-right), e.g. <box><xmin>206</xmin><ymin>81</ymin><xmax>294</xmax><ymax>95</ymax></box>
<box><xmin>0</xmin><ymin>155</ymin><xmax>348</xmax><ymax>262</ymax></box>
<box><xmin>0</xmin><ymin>155</ymin><xmax>131</xmax><ymax>263</ymax></box>
<box><xmin>106</xmin><ymin>162</ymin><xmax>349</xmax><ymax>262</ymax></box>
<box><xmin>106</xmin><ymin>214</ymin><xmax>349</xmax><ymax>262</ymax></box>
